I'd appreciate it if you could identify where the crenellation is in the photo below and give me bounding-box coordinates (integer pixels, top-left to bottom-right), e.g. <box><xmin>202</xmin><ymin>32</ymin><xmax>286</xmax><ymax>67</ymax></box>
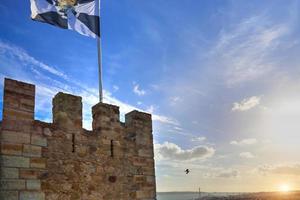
<box><xmin>92</xmin><ymin>102</ymin><xmax>120</xmax><ymax>132</ymax></box>
<box><xmin>3</xmin><ymin>78</ymin><xmax>35</xmax><ymax>123</ymax></box>
<box><xmin>0</xmin><ymin>78</ymin><xmax>156</xmax><ymax>200</ymax></box>
<box><xmin>52</xmin><ymin>92</ymin><xmax>82</xmax><ymax>131</ymax></box>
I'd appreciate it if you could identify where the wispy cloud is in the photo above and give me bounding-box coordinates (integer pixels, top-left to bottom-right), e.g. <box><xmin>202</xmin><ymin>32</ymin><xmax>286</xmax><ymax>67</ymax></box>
<box><xmin>112</xmin><ymin>85</ymin><xmax>119</xmax><ymax>92</ymax></box>
<box><xmin>133</xmin><ymin>83</ymin><xmax>146</xmax><ymax>96</ymax></box>
<box><xmin>103</xmin><ymin>91</ymin><xmax>177</xmax><ymax>126</ymax></box>
<box><xmin>256</xmin><ymin>163</ymin><xmax>300</xmax><ymax>176</ymax></box>
<box><xmin>230</xmin><ymin>138</ymin><xmax>257</xmax><ymax>146</ymax></box>
<box><xmin>191</xmin><ymin>136</ymin><xmax>206</xmax><ymax>142</ymax></box>
<box><xmin>202</xmin><ymin>168</ymin><xmax>240</xmax><ymax>179</ymax></box>
<box><xmin>239</xmin><ymin>152</ymin><xmax>255</xmax><ymax>159</ymax></box>
<box><xmin>0</xmin><ymin>41</ymin><xmax>68</xmax><ymax>80</ymax></box>
<box><xmin>0</xmin><ymin>41</ymin><xmax>177</xmax><ymax>128</ymax></box>
<box><xmin>213</xmin><ymin>15</ymin><xmax>290</xmax><ymax>87</ymax></box>
<box><xmin>146</xmin><ymin>105</ymin><xmax>155</xmax><ymax>113</ymax></box>
<box><xmin>232</xmin><ymin>96</ymin><xmax>261</xmax><ymax>112</ymax></box>
<box><xmin>214</xmin><ymin>169</ymin><xmax>239</xmax><ymax>178</ymax></box>
<box><xmin>170</xmin><ymin>96</ymin><xmax>182</xmax><ymax>106</ymax></box>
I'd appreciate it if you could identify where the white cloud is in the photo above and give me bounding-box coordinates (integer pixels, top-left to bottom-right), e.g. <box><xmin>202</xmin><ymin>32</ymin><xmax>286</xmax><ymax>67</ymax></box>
<box><xmin>230</xmin><ymin>138</ymin><xmax>257</xmax><ymax>146</ymax></box>
<box><xmin>155</xmin><ymin>141</ymin><xmax>215</xmax><ymax>161</ymax></box>
<box><xmin>202</xmin><ymin>167</ymin><xmax>240</xmax><ymax>179</ymax></box>
<box><xmin>133</xmin><ymin>83</ymin><xmax>146</xmax><ymax>96</ymax></box>
<box><xmin>232</xmin><ymin>96</ymin><xmax>261</xmax><ymax>112</ymax></box>
<box><xmin>256</xmin><ymin>164</ymin><xmax>300</xmax><ymax>176</ymax></box>
<box><xmin>146</xmin><ymin>105</ymin><xmax>155</xmax><ymax>113</ymax></box>
<box><xmin>215</xmin><ymin>169</ymin><xmax>239</xmax><ymax>178</ymax></box>
<box><xmin>173</xmin><ymin>126</ymin><xmax>183</xmax><ymax>131</ymax></box>
<box><xmin>191</xmin><ymin>136</ymin><xmax>206</xmax><ymax>142</ymax></box>
<box><xmin>170</xmin><ymin>96</ymin><xmax>182</xmax><ymax>106</ymax></box>
<box><xmin>113</xmin><ymin>85</ymin><xmax>119</xmax><ymax>92</ymax></box>
<box><xmin>152</xmin><ymin>114</ymin><xmax>179</xmax><ymax>126</ymax></box>
<box><xmin>239</xmin><ymin>152</ymin><xmax>255</xmax><ymax>159</ymax></box>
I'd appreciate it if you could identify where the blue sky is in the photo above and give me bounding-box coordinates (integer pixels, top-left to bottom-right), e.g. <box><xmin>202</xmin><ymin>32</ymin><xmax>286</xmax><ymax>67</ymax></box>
<box><xmin>1</xmin><ymin>0</ymin><xmax>300</xmax><ymax>192</ymax></box>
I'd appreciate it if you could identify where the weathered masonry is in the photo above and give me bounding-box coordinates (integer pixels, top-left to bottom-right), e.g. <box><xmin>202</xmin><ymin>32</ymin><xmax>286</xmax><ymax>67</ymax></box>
<box><xmin>0</xmin><ymin>78</ymin><xmax>156</xmax><ymax>200</ymax></box>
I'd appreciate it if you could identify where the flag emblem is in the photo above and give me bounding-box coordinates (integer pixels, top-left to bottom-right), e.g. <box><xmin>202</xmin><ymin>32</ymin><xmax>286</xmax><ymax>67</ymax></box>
<box><xmin>54</xmin><ymin>0</ymin><xmax>77</xmax><ymax>17</ymax></box>
<box><xmin>56</xmin><ymin>0</ymin><xmax>77</xmax><ymax>8</ymax></box>
<box><xmin>30</xmin><ymin>0</ymin><xmax>100</xmax><ymax>38</ymax></box>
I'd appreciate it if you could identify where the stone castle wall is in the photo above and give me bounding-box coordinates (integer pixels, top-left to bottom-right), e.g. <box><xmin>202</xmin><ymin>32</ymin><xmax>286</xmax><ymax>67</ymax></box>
<box><xmin>0</xmin><ymin>78</ymin><xmax>156</xmax><ymax>200</ymax></box>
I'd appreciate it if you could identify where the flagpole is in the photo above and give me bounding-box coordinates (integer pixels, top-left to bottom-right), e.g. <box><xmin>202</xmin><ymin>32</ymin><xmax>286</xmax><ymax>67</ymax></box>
<box><xmin>97</xmin><ymin>36</ymin><xmax>103</xmax><ymax>103</ymax></box>
<box><xmin>97</xmin><ymin>0</ymin><xmax>103</xmax><ymax>103</ymax></box>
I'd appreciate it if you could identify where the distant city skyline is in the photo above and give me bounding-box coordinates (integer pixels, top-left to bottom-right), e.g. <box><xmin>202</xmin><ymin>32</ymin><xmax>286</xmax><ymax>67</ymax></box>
<box><xmin>0</xmin><ymin>0</ymin><xmax>300</xmax><ymax>192</ymax></box>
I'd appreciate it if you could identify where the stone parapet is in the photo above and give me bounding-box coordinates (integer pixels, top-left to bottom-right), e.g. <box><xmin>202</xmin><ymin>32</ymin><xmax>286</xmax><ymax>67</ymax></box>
<box><xmin>0</xmin><ymin>78</ymin><xmax>156</xmax><ymax>200</ymax></box>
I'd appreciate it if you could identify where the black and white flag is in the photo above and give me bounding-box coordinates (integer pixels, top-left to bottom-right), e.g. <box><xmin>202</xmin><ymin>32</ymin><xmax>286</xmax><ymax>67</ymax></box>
<box><xmin>30</xmin><ymin>0</ymin><xmax>100</xmax><ymax>38</ymax></box>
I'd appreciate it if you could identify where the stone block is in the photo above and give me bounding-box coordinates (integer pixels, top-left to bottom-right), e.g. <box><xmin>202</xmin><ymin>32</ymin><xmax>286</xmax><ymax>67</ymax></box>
<box><xmin>3</xmin><ymin>94</ymin><xmax>19</xmax><ymax>110</ymax></box>
<box><xmin>20</xmin><ymin>98</ymin><xmax>35</xmax><ymax>112</ymax></box>
<box><xmin>0</xmin><ymin>167</ymin><xmax>19</xmax><ymax>179</ymax></box>
<box><xmin>146</xmin><ymin>176</ymin><xmax>155</xmax><ymax>183</ymax></box>
<box><xmin>26</xmin><ymin>180</ymin><xmax>41</xmax><ymax>190</ymax></box>
<box><xmin>0</xmin><ymin>130</ymin><xmax>30</xmax><ymax>144</ymax></box>
<box><xmin>23</xmin><ymin>145</ymin><xmax>42</xmax><ymax>157</ymax></box>
<box><xmin>136</xmin><ymin>134</ymin><xmax>150</xmax><ymax>146</ymax></box>
<box><xmin>134</xmin><ymin>175</ymin><xmax>146</xmax><ymax>183</ymax></box>
<box><xmin>20</xmin><ymin>191</ymin><xmax>45</xmax><ymax>200</ymax></box>
<box><xmin>3</xmin><ymin>109</ymin><xmax>34</xmax><ymax>121</ymax></box>
<box><xmin>1</xmin><ymin>143</ymin><xmax>23</xmax><ymax>155</ymax></box>
<box><xmin>136</xmin><ymin>190</ymin><xmax>151</xmax><ymax>199</ymax></box>
<box><xmin>30</xmin><ymin>158</ymin><xmax>46</xmax><ymax>168</ymax></box>
<box><xmin>19</xmin><ymin>169</ymin><xmax>39</xmax><ymax>179</ymax></box>
<box><xmin>0</xmin><ymin>191</ymin><xmax>18</xmax><ymax>200</ymax></box>
<box><xmin>132</xmin><ymin>157</ymin><xmax>147</xmax><ymax>166</ymax></box>
<box><xmin>31</xmin><ymin>135</ymin><xmax>47</xmax><ymax>147</ymax></box>
<box><xmin>43</xmin><ymin>128</ymin><xmax>52</xmax><ymax>137</ymax></box>
<box><xmin>0</xmin><ymin>179</ymin><xmax>26</xmax><ymax>190</ymax></box>
<box><xmin>31</xmin><ymin>125</ymin><xmax>43</xmax><ymax>135</ymax></box>
<box><xmin>0</xmin><ymin>155</ymin><xmax>30</xmax><ymax>168</ymax></box>
<box><xmin>77</xmin><ymin>146</ymin><xmax>88</xmax><ymax>157</ymax></box>
<box><xmin>4</xmin><ymin>78</ymin><xmax>35</xmax><ymax>95</ymax></box>
<box><xmin>138</xmin><ymin>149</ymin><xmax>153</xmax><ymax>158</ymax></box>
<box><xmin>1</xmin><ymin>120</ymin><xmax>32</xmax><ymax>133</ymax></box>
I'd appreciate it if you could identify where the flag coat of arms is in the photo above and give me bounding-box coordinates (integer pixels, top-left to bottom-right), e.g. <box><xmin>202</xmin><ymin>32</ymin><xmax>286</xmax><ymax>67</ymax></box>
<box><xmin>30</xmin><ymin>0</ymin><xmax>100</xmax><ymax>38</ymax></box>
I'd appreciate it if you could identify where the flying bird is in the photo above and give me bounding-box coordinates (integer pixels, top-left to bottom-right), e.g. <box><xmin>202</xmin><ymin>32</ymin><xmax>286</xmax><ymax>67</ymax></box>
<box><xmin>185</xmin><ymin>169</ymin><xmax>190</xmax><ymax>174</ymax></box>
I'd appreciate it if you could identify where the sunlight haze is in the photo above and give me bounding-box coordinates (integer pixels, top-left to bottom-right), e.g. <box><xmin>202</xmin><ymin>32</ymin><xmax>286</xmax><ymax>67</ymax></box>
<box><xmin>0</xmin><ymin>0</ymin><xmax>299</xmax><ymax>193</ymax></box>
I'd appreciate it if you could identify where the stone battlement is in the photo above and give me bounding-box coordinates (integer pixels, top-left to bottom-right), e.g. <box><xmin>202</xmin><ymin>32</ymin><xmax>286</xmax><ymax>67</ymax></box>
<box><xmin>0</xmin><ymin>78</ymin><xmax>156</xmax><ymax>200</ymax></box>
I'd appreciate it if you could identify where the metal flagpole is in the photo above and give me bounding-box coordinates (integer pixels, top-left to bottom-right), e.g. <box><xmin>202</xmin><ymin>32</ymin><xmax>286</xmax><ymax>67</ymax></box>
<box><xmin>97</xmin><ymin>0</ymin><xmax>103</xmax><ymax>102</ymax></box>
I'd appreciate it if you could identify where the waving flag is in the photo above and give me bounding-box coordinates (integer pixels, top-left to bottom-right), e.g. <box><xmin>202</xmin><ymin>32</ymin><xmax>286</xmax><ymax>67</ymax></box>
<box><xmin>30</xmin><ymin>0</ymin><xmax>100</xmax><ymax>38</ymax></box>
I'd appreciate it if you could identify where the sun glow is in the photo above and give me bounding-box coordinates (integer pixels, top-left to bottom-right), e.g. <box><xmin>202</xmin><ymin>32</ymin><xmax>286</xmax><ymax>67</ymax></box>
<box><xmin>279</xmin><ymin>184</ymin><xmax>291</xmax><ymax>193</ymax></box>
